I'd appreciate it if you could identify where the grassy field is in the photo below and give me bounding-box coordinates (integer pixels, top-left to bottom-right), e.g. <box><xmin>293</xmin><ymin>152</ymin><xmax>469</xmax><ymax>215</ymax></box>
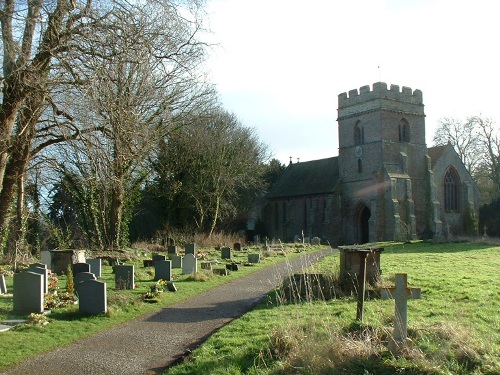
<box><xmin>0</xmin><ymin>243</ymin><xmax>320</xmax><ymax>371</ymax></box>
<box><xmin>165</xmin><ymin>241</ymin><xmax>500</xmax><ymax>375</ymax></box>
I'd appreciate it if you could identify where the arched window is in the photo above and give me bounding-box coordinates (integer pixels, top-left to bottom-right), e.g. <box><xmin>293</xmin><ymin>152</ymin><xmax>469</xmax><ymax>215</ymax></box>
<box><xmin>444</xmin><ymin>167</ymin><xmax>460</xmax><ymax>212</ymax></box>
<box><xmin>354</xmin><ymin>121</ymin><xmax>364</xmax><ymax>145</ymax></box>
<box><xmin>399</xmin><ymin>119</ymin><xmax>410</xmax><ymax>142</ymax></box>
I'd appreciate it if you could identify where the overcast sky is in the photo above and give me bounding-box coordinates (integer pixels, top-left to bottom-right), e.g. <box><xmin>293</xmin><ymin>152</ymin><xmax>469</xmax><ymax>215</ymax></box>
<box><xmin>203</xmin><ymin>0</ymin><xmax>500</xmax><ymax>165</ymax></box>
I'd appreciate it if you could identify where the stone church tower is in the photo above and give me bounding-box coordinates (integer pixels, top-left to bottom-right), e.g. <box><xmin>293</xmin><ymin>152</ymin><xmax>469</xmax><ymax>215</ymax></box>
<box><xmin>338</xmin><ymin>82</ymin><xmax>433</xmax><ymax>242</ymax></box>
<box><xmin>261</xmin><ymin>82</ymin><xmax>479</xmax><ymax>245</ymax></box>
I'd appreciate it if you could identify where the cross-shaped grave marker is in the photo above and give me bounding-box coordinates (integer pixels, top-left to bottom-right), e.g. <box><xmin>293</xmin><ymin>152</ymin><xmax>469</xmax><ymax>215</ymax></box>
<box><xmin>381</xmin><ymin>273</ymin><xmax>421</xmax><ymax>353</ymax></box>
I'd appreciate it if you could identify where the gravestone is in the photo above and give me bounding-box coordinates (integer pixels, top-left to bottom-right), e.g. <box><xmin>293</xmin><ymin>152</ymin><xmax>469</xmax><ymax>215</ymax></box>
<box><xmin>226</xmin><ymin>263</ymin><xmax>239</xmax><ymax>271</ymax></box>
<box><xmin>50</xmin><ymin>249</ymin><xmax>86</xmax><ymax>274</ymax></box>
<box><xmin>13</xmin><ymin>271</ymin><xmax>44</xmax><ymax>314</ymax></box>
<box><xmin>143</xmin><ymin>259</ymin><xmax>154</xmax><ymax>267</ymax></box>
<box><xmin>74</xmin><ymin>272</ymin><xmax>97</xmax><ymax>295</ymax></box>
<box><xmin>184</xmin><ymin>243</ymin><xmax>196</xmax><ymax>256</ymax></box>
<box><xmin>213</xmin><ymin>269</ymin><xmax>229</xmax><ymax>276</ymax></box>
<box><xmin>40</xmin><ymin>250</ymin><xmax>51</xmax><ymax>268</ymax></box>
<box><xmin>221</xmin><ymin>247</ymin><xmax>232</xmax><ymax>260</ymax></box>
<box><xmin>152</xmin><ymin>254</ymin><xmax>167</xmax><ymax>263</ymax></box>
<box><xmin>169</xmin><ymin>255</ymin><xmax>183</xmax><ymax>269</ymax></box>
<box><xmin>182</xmin><ymin>253</ymin><xmax>197</xmax><ymax>274</ymax></box>
<box><xmin>311</xmin><ymin>237</ymin><xmax>321</xmax><ymax>245</ymax></box>
<box><xmin>0</xmin><ymin>274</ymin><xmax>7</xmax><ymax>294</ymax></box>
<box><xmin>73</xmin><ymin>262</ymin><xmax>91</xmax><ymax>275</ymax></box>
<box><xmin>78</xmin><ymin>279</ymin><xmax>107</xmax><ymax>315</ymax></box>
<box><xmin>167</xmin><ymin>245</ymin><xmax>178</xmax><ymax>255</ymax></box>
<box><xmin>114</xmin><ymin>265</ymin><xmax>135</xmax><ymax>290</ymax></box>
<box><xmin>86</xmin><ymin>258</ymin><xmax>102</xmax><ymax>278</ymax></box>
<box><xmin>154</xmin><ymin>260</ymin><xmax>172</xmax><ymax>281</ymax></box>
<box><xmin>248</xmin><ymin>253</ymin><xmax>261</xmax><ymax>263</ymax></box>
<box><xmin>381</xmin><ymin>273</ymin><xmax>421</xmax><ymax>353</ymax></box>
<box><xmin>233</xmin><ymin>242</ymin><xmax>241</xmax><ymax>251</ymax></box>
<box><xmin>28</xmin><ymin>265</ymin><xmax>49</xmax><ymax>294</ymax></box>
<box><xmin>201</xmin><ymin>262</ymin><xmax>212</xmax><ymax>270</ymax></box>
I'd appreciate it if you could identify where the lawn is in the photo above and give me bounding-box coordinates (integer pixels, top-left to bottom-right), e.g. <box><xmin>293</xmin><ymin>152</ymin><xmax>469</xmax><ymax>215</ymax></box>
<box><xmin>164</xmin><ymin>241</ymin><xmax>500</xmax><ymax>375</ymax></box>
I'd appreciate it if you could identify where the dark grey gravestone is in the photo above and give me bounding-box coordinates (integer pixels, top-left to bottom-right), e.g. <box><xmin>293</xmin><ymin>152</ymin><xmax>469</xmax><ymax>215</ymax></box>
<box><xmin>154</xmin><ymin>260</ymin><xmax>172</xmax><ymax>281</ymax></box>
<box><xmin>13</xmin><ymin>271</ymin><xmax>44</xmax><ymax>314</ymax></box>
<box><xmin>248</xmin><ymin>253</ymin><xmax>261</xmax><ymax>263</ymax></box>
<box><xmin>73</xmin><ymin>262</ymin><xmax>91</xmax><ymax>275</ymax></box>
<box><xmin>78</xmin><ymin>279</ymin><xmax>107</xmax><ymax>315</ymax></box>
<box><xmin>226</xmin><ymin>263</ymin><xmax>239</xmax><ymax>271</ymax></box>
<box><xmin>143</xmin><ymin>259</ymin><xmax>154</xmax><ymax>267</ymax></box>
<box><xmin>166</xmin><ymin>281</ymin><xmax>177</xmax><ymax>292</ymax></box>
<box><xmin>167</xmin><ymin>245</ymin><xmax>178</xmax><ymax>255</ymax></box>
<box><xmin>74</xmin><ymin>272</ymin><xmax>97</xmax><ymax>295</ymax></box>
<box><xmin>152</xmin><ymin>254</ymin><xmax>167</xmax><ymax>263</ymax></box>
<box><xmin>28</xmin><ymin>265</ymin><xmax>49</xmax><ymax>294</ymax></box>
<box><xmin>169</xmin><ymin>255</ymin><xmax>183</xmax><ymax>269</ymax></box>
<box><xmin>221</xmin><ymin>247</ymin><xmax>232</xmax><ymax>260</ymax></box>
<box><xmin>86</xmin><ymin>258</ymin><xmax>102</xmax><ymax>278</ymax></box>
<box><xmin>182</xmin><ymin>253</ymin><xmax>197</xmax><ymax>274</ymax></box>
<box><xmin>184</xmin><ymin>243</ymin><xmax>196</xmax><ymax>256</ymax></box>
<box><xmin>233</xmin><ymin>242</ymin><xmax>242</xmax><ymax>251</ymax></box>
<box><xmin>30</xmin><ymin>262</ymin><xmax>47</xmax><ymax>269</ymax></box>
<box><xmin>0</xmin><ymin>274</ymin><xmax>7</xmax><ymax>294</ymax></box>
<box><xmin>114</xmin><ymin>265</ymin><xmax>135</xmax><ymax>290</ymax></box>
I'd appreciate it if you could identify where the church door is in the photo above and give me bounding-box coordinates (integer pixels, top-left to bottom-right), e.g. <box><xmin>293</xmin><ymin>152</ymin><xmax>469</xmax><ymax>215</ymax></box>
<box><xmin>356</xmin><ymin>204</ymin><xmax>371</xmax><ymax>244</ymax></box>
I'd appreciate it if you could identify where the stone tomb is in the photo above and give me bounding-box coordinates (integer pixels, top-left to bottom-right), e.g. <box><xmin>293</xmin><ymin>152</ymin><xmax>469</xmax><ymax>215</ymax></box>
<box><xmin>184</xmin><ymin>243</ymin><xmax>196</xmax><ymax>256</ymax></box>
<box><xmin>13</xmin><ymin>271</ymin><xmax>44</xmax><ymax>314</ymax></box>
<box><xmin>114</xmin><ymin>265</ymin><xmax>135</xmax><ymax>290</ymax></box>
<box><xmin>28</xmin><ymin>263</ymin><xmax>48</xmax><ymax>294</ymax></box>
<box><xmin>49</xmin><ymin>249</ymin><xmax>86</xmax><ymax>274</ymax></box>
<box><xmin>182</xmin><ymin>253</ymin><xmax>197</xmax><ymax>274</ymax></box>
<box><xmin>154</xmin><ymin>260</ymin><xmax>172</xmax><ymax>281</ymax></box>
<box><xmin>221</xmin><ymin>247</ymin><xmax>232</xmax><ymax>260</ymax></box>
<box><xmin>0</xmin><ymin>274</ymin><xmax>7</xmax><ymax>294</ymax></box>
<box><xmin>86</xmin><ymin>258</ymin><xmax>102</xmax><ymax>278</ymax></box>
<box><xmin>169</xmin><ymin>254</ymin><xmax>183</xmax><ymax>269</ymax></box>
<box><xmin>78</xmin><ymin>279</ymin><xmax>107</xmax><ymax>315</ymax></box>
<box><xmin>73</xmin><ymin>262</ymin><xmax>91</xmax><ymax>275</ymax></box>
<box><xmin>248</xmin><ymin>253</ymin><xmax>261</xmax><ymax>263</ymax></box>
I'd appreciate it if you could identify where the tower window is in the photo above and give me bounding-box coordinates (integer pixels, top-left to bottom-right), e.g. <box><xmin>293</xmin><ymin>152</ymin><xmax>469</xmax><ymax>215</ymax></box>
<box><xmin>399</xmin><ymin>119</ymin><xmax>410</xmax><ymax>142</ymax></box>
<box><xmin>354</xmin><ymin>121</ymin><xmax>364</xmax><ymax>145</ymax></box>
<box><xmin>444</xmin><ymin>167</ymin><xmax>460</xmax><ymax>212</ymax></box>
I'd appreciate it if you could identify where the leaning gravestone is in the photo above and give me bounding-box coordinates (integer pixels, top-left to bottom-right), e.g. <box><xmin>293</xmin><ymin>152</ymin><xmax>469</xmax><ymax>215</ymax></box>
<box><xmin>114</xmin><ymin>265</ymin><xmax>135</xmax><ymax>290</ymax></box>
<box><xmin>221</xmin><ymin>247</ymin><xmax>232</xmax><ymax>260</ymax></box>
<box><xmin>13</xmin><ymin>271</ymin><xmax>44</xmax><ymax>314</ymax></box>
<box><xmin>248</xmin><ymin>253</ymin><xmax>261</xmax><ymax>263</ymax></box>
<box><xmin>28</xmin><ymin>265</ymin><xmax>49</xmax><ymax>294</ymax></box>
<box><xmin>78</xmin><ymin>279</ymin><xmax>107</xmax><ymax>315</ymax></box>
<box><xmin>154</xmin><ymin>260</ymin><xmax>172</xmax><ymax>281</ymax></box>
<box><xmin>0</xmin><ymin>274</ymin><xmax>7</xmax><ymax>294</ymax></box>
<box><xmin>184</xmin><ymin>243</ymin><xmax>196</xmax><ymax>256</ymax></box>
<box><xmin>86</xmin><ymin>258</ymin><xmax>102</xmax><ymax>278</ymax></box>
<box><xmin>169</xmin><ymin>255</ymin><xmax>183</xmax><ymax>269</ymax></box>
<box><xmin>73</xmin><ymin>262</ymin><xmax>91</xmax><ymax>275</ymax></box>
<box><xmin>182</xmin><ymin>253</ymin><xmax>197</xmax><ymax>274</ymax></box>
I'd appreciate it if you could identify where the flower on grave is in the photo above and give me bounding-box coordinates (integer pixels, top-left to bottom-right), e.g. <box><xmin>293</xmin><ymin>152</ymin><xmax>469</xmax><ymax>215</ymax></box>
<box><xmin>150</xmin><ymin>279</ymin><xmax>167</xmax><ymax>294</ymax></box>
<box><xmin>27</xmin><ymin>313</ymin><xmax>49</xmax><ymax>326</ymax></box>
<box><xmin>47</xmin><ymin>270</ymin><xmax>59</xmax><ymax>293</ymax></box>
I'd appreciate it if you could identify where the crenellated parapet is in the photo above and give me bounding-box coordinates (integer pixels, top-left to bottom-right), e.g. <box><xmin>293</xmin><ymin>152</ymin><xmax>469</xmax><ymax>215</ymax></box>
<box><xmin>338</xmin><ymin>82</ymin><xmax>424</xmax><ymax>119</ymax></box>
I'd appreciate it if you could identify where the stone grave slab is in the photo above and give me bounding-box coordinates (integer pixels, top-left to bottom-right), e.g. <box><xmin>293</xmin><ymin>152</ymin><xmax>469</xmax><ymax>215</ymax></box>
<box><xmin>114</xmin><ymin>265</ymin><xmax>135</xmax><ymax>290</ymax></box>
<box><xmin>201</xmin><ymin>262</ymin><xmax>212</xmax><ymax>270</ymax></box>
<box><xmin>184</xmin><ymin>243</ymin><xmax>196</xmax><ymax>256</ymax></box>
<box><xmin>28</xmin><ymin>265</ymin><xmax>49</xmax><ymax>294</ymax></box>
<box><xmin>221</xmin><ymin>247</ymin><xmax>232</xmax><ymax>260</ymax></box>
<box><xmin>233</xmin><ymin>242</ymin><xmax>242</xmax><ymax>251</ymax></box>
<box><xmin>0</xmin><ymin>274</ymin><xmax>7</xmax><ymax>294</ymax></box>
<box><xmin>154</xmin><ymin>260</ymin><xmax>172</xmax><ymax>281</ymax></box>
<box><xmin>73</xmin><ymin>262</ymin><xmax>91</xmax><ymax>275</ymax></box>
<box><xmin>248</xmin><ymin>253</ymin><xmax>261</xmax><ymax>263</ymax></box>
<box><xmin>169</xmin><ymin>255</ymin><xmax>183</xmax><ymax>269</ymax></box>
<box><xmin>86</xmin><ymin>258</ymin><xmax>102</xmax><ymax>278</ymax></box>
<box><xmin>226</xmin><ymin>263</ymin><xmax>239</xmax><ymax>271</ymax></box>
<box><xmin>182</xmin><ymin>253</ymin><xmax>197</xmax><ymax>274</ymax></box>
<box><xmin>78</xmin><ymin>279</ymin><xmax>107</xmax><ymax>315</ymax></box>
<box><xmin>40</xmin><ymin>250</ymin><xmax>51</xmax><ymax>268</ymax></box>
<box><xmin>74</xmin><ymin>272</ymin><xmax>97</xmax><ymax>295</ymax></box>
<box><xmin>167</xmin><ymin>245</ymin><xmax>178</xmax><ymax>255</ymax></box>
<box><xmin>13</xmin><ymin>271</ymin><xmax>44</xmax><ymax>314</ymax></box>
<box><xmin>152</xmin><ymin>254</ymin><xmax>167</xmax><ymax>263</ymax></box>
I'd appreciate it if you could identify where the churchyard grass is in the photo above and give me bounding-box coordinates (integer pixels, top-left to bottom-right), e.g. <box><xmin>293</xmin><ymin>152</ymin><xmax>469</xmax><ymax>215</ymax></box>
<box><xmin>0</xmin><ymin>243</ymin><xmax>322</xmax><ymax>370</ymax></box>
<box><xmin>165</xmin><ymin>241</ymin><xmax>500</xmax><ymax>375</ymax></box>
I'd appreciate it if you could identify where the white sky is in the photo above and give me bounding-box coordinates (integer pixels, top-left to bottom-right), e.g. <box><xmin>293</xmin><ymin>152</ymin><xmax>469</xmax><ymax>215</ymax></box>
<box><xmin>203</xmin><ymin>0</ymin><xmax>500</xmax><ymax>165</ymax></box>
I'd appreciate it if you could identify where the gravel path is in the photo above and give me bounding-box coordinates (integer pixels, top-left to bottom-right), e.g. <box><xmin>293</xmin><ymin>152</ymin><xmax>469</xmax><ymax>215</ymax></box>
<box><xmin>2</xmin><ymin>248</ymin><xmax>335</xmax><ymax>375</ymax></box>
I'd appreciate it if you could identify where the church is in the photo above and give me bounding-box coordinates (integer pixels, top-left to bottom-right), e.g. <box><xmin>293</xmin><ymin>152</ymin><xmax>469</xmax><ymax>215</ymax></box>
<box><xmin>261</xmin><ymin>82</ymin><xmax>480</xmax><ymax>245</ymax></box>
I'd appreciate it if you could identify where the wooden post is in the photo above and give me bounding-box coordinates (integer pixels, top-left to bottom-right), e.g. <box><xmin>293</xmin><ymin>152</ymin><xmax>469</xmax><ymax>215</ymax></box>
<box><xmin>356</xmin><ymin>251</ymin><xmax>369</xmax><ymax>321</ymax></box>
<box><xmin>381</xmin><ymin>273</ymin><xmax>421</xmax><ymax>353</ymax></box>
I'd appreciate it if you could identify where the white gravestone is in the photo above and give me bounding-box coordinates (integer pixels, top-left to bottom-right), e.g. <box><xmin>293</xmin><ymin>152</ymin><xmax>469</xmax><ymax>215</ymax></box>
<box><xmin>182</xmin><ymin>253</ymin><xmax>197</xmax><ymax>274</ymax></box>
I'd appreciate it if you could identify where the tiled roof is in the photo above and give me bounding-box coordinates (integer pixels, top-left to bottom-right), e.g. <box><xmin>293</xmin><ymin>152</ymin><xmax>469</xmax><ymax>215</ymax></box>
<box><xmin>267</xmin><ymin>157</ymin><xmax>339</xmax><ymax>199</ymax></box>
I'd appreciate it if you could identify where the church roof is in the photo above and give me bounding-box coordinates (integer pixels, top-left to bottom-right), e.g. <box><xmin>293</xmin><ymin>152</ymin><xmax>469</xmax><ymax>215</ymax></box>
<box><xmin>427</xmin><ymin>144</ymin><xmax>449</xmax><ymax>168</ymax></box>
<box><xmin>267</xmin><ymin>157</ymin><xmax>339</xmax><ymax>199</ymax></box>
